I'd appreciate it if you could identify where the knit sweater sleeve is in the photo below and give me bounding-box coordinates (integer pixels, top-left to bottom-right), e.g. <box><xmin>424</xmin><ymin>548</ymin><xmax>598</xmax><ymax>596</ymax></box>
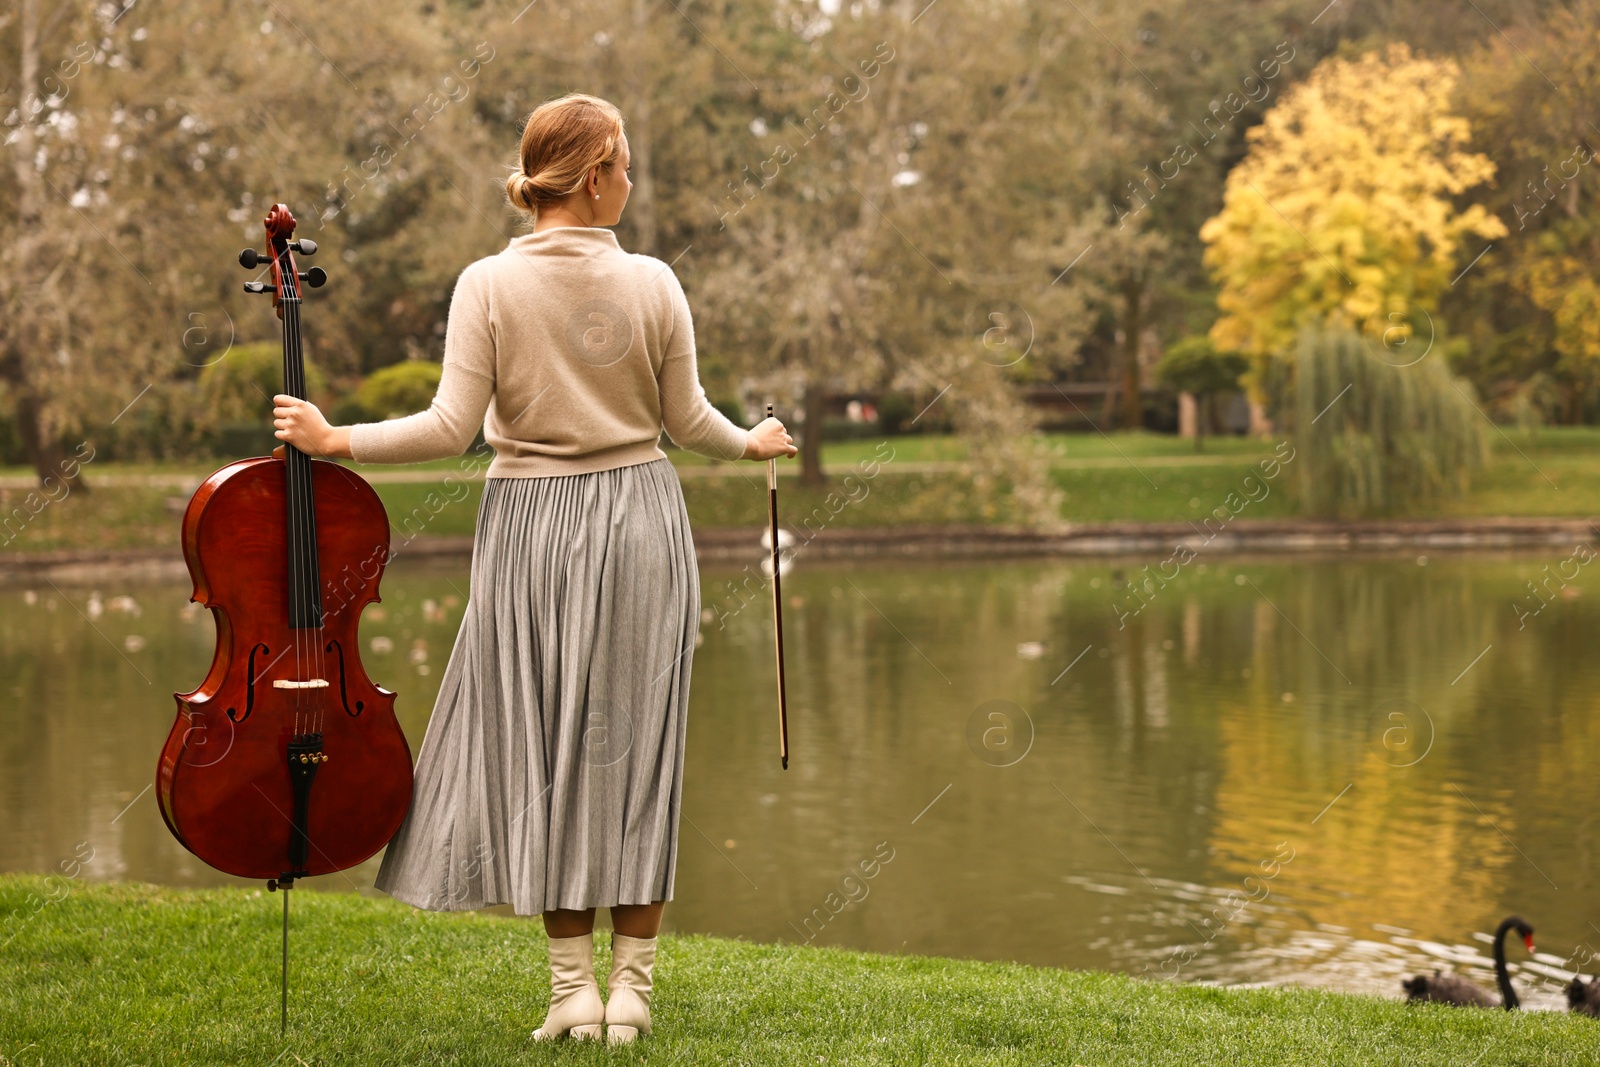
<box><xmin>347</xmin><ymin>264</ymin><xmax>496</xmax><ymax>465</ymax></box>
<box><xmin>657</xmin><ymin>267</ymin><xmax>750</xmax><ymax>463</ymax></box>
<box><xmin>346</xmin><ymin>362</ymin><xmax>494</xmax><ymax>465</ymax></box>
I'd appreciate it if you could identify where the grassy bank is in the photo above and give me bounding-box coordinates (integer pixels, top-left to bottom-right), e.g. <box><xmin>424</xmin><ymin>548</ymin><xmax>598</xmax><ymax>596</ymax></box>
<box><xmin>2</xmin><ymin>875</ymin><xmax>1593</xmax><ymax>1066</ymax></box>
<box><xmin>1</xmin><ymin>429</ymin><xmax>1596</xmax><ymax>554</ymax></box>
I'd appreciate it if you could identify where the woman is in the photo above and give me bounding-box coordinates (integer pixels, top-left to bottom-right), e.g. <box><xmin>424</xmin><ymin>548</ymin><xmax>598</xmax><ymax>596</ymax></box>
<box><xmin>272</xmin><ymin>92</ymin><xmax>795</xmax><ymax>1044</ymax></box>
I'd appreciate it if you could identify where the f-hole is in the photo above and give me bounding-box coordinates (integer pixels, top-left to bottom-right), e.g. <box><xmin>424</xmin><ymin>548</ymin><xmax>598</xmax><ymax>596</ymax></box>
<box><xmin>324</xmin><ymin>639</ymin><xmax>364</xmax><ymax>716</ymax></box>
<box><xmin>226</xmin><ymin>643</ymin><xmax>271</xmax><ymax>723</ymax></box>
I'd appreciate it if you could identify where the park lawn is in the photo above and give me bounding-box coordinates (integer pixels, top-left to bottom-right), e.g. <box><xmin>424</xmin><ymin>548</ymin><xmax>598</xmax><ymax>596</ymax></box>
<box><xmin>0</xmin><ymin>426</ymin><xmax>1584</xmax><ymax>482</ymax></box>
<box><xmin>2</xmin><ymin>875</ymin><xmax>1593</xmax><ymax>1066</ymax></box>
<box><xmin>0</xmin><ymin>429</ymin><xmax>1297</xmax><ymax>485</ymax></box>
<box><xmin>369</xmin><ymin>427</ymin><xmax>1600</xmax><ymax>526</ymax></box>
<box><xmin>0</xmin><ymin>429</ymin><xmax>1596</xmax><ymax>554</ymax></box>
<box><xmin>1432</xmin><ymin>444</ymin><xmax>1600</xmax><ymax>519</ymax></box>
<box><xmin>670</xmin><ymin>430</ymin><xmax>1275</xmax><ymax>468</ymax></box>
<box><xmin>0</xmin><ymin>482</ymin><xmax>181</xmax><ymax>554</ymax></box>
<box><xmin>0</xmin><ymin>467</ymin><xmax>1287</xmax><ymax>551</ymax></box>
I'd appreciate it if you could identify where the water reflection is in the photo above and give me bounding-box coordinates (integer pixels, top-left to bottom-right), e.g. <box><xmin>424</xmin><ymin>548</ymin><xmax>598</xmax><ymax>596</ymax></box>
<box><xmin>2</xmin><ymin>551</ymin><xmax>1596</xmax><ymax>1008</ymax></box>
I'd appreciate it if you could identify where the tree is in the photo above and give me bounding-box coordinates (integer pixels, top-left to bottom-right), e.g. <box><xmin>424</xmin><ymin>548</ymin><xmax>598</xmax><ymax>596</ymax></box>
<box><xmin>0</xmin><ymin>0</ymin><xmax>506</xmax><ymax>480</ymax></box>
<box><xmin>1448</xmin><ymin>0</ymin><xmax>1600</xmax><ymax>422</ymax></box>
<box><xmin>1061</xmin><ymin>218</ymin><xmax>1171</xmax><ymax>431</ymax></box>
<box><xmin>1199</xmin><ymin>43</ymin><xmax>1506</xmax><ymax>398</ymax></box>
<box><xmin>694</xmin><ymin>0</ymin><xmax>1086</xmax><ymax>508</ymax></box>
<box><xmin>1155</xmin><ymin>336</ymin><xmax>1245</xmax><ymax>451</ymax></box>
<box><xmin>1293</xmin><ymin>326</ymin><xmax>1487</xmax><ymax>518</ymax></box>
<box><xmin>692</xmin><ymin>0</ymin><xmax>927</xmax><ymax>487</ymax></box>
<box><xmin>1039</xmin><ymin>1</ymin><xmax>1317</xmax><ymax>431</ymax></box>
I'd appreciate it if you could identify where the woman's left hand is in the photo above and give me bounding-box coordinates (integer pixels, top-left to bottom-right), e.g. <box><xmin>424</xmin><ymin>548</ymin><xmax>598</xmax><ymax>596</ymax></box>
<box><xmin>273</xmin><ymin>394</ymin><xmax>334</xmax><ymax>456</ymax></box>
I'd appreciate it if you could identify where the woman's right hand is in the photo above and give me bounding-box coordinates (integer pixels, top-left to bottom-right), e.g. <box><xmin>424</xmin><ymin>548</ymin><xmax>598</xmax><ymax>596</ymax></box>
<box><xmin>744</xmin><ymin>417</ymin><xmax>797</xmax><ymax>461</ymax></box>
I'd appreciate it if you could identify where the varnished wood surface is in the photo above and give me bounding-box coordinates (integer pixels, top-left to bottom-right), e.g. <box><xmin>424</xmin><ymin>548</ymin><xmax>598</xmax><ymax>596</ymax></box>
<box><xmin>157</xmin><ymin>457</ymin><xmax>413</xmax><ymax>880</ymax></box>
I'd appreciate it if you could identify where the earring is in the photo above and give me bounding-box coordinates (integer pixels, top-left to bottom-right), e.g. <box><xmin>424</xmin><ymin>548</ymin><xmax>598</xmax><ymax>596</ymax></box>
<box><xmin>594</xmin><ymin>194</ymin><xmax>600</xmax><ymax>199</ymax></box>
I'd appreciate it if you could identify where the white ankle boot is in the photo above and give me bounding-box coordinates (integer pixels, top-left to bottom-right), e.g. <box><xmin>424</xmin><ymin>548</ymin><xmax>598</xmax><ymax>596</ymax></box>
<box><xmin>604</xmin><ymin>933</ymin><xmax>657</xmax><ymax>1043</ymax></box>
<box><xmin>532</xmin><ymin>932</ymin><xmax>604</xmax><ymax>1041</ymax></box>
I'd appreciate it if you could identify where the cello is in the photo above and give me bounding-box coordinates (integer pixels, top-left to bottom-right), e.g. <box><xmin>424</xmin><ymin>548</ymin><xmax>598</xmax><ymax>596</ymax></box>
<box><xmin>156</xmin><ymin>203</ymin><xmax>413</xmax><ymax>1031</ymax></box>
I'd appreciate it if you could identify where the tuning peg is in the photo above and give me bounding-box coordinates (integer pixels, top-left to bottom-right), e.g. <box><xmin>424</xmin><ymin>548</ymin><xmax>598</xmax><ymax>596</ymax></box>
<box><xmin>290</xmin><ymin>239</ymin><xmax>317</xmax><ymax>256</ymax></box>
<box><xmin>300</xmin><ymin>267</ymin><xmax>327</xmax><ymax>288</ymax></box>
<box><xmin>243</xmin><ymin>281</ymin><xmax>273</xmax><ymax>294</ymax></box>
<box><xmin>239</xmin><ymin>248</ymin><xmax>269</xmax><ymax>269</ymax></box>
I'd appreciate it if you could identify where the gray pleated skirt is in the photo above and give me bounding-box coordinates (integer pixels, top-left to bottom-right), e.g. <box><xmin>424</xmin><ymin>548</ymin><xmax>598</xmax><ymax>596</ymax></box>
<box><xmin>373</xmin><ymin>457</ymin><xmax>699</xmax><ymax>914</ymax></box>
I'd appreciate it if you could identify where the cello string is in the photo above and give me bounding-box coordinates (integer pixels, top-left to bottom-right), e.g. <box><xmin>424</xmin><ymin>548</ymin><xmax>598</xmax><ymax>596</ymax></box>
<box><xmin>294</xmin><ymin>292</ymin><xmax>326</xmax><ymax>739</ymax></box>
<box><xmin>281</xmin><ymin>240</ymin><xmax>310</xmax><ymax>741</ymax></box>
<box><xmin>287</xmin><ymin>271</ymin><xmax>317</xmax><ymax>740</ymax></box>
<box><xmin>285</xmin><ymin>267</ymin><xmax>313</xmax><ymax>882</ymax></box>
<box><xmin>284</xmin><ymin>280</ymin><xmax>303</xmax><ymax>735</ymax></box>
<box><xmin>295</xmin><ymin>307</ymin><xmax>320</xmax><ymax>738</ymax></box>
<box><xmin>280</xmin><ymin>243</ymin><xmax>306</xmax><ymax>741</ymax></box>
<box><xmin>285</xmin><ymin>267</ymin><xmax>327</xmax><ymax>740</ymax></box>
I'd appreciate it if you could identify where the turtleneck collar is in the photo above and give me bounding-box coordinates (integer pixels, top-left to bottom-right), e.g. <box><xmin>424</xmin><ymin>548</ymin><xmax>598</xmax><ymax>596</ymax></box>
<box><xmin>507</xmin><ymin>226</ymin><xmax>622</xmax><ymax>257</ymax></box>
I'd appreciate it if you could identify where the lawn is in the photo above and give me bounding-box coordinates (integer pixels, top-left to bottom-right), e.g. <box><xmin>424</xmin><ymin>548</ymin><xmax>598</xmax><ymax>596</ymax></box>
<box><xmin>1</xmin><ymin>875</ymin><xmax>1594</xmax><ymax>1066</ymax></box>
<box><xmin>0</xmin><ymin>429</ymin><xmax>1595</xmax><ymax>554</ymax></box>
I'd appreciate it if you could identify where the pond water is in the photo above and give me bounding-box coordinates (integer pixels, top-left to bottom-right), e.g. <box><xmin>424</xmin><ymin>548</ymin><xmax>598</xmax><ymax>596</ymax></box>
<box><xmin>4</xmin><ymin>548</ymin><xmax>1597</xmax><ymax>1009</ymax></box>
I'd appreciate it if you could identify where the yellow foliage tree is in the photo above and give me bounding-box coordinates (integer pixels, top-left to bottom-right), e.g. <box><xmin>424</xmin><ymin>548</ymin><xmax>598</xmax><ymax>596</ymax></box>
<box><xmin>1520</xmin><ymin>220</ymin><xmax>1600</xmax><ymax>398</ymax></box>
<box><xmin>1200</xmin><ymin>43</ymin><xmax>1506</xmax><ymax>364</ymax></box>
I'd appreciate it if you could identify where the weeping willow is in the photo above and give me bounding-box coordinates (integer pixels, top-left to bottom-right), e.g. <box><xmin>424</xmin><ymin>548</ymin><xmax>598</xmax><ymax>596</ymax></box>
<box><xmin>1293</xmin><ymin>327</ymin><xmax>1488</xmax><ymax>517</ymax></box>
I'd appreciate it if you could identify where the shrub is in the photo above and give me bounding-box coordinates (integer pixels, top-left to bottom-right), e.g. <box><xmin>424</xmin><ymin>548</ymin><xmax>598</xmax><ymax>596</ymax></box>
<box><xmin>712</xmin><ymin>399</ymin><xmax>747</xmax><ymax>427</ymax></box>
<box><xmin>197</xmin><ymin>342</ymin><xmax>328</xmax><ymax>456</ymax></box>
<box><xmin>198</xmin><ymin>342</ymin><xmax>328</xmax><ymax>424</ymax></box>
<box><xmin>348</xmin><ymin>361</ymin><xmax>444</xmax><ymax>421</ymax></box>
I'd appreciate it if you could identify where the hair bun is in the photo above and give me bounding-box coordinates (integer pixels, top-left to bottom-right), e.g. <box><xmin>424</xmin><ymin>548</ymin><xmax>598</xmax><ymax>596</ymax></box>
<box><xmin>505</xmin><ymin>170</ymin><xmax>541</xmax><ymax>212</ymax></box>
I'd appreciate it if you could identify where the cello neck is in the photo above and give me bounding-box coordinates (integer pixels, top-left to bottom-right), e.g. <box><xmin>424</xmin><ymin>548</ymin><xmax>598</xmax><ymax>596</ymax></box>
<box><xmin>264</xmin><ymin>208</ymin><xmax>324</xmax><ymax>631</ymax></box>
<box><xmin>280</xmin><ymin>294</ymin><xmax>323</xmax><ymax>630</ymax></box>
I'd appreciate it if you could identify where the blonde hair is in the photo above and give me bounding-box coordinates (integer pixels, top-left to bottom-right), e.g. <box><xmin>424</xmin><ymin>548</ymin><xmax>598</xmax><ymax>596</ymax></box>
<box><xmin>505</xmin><ymin>93</ymin><xmax>626</xmax><ymax>217</ymax></box>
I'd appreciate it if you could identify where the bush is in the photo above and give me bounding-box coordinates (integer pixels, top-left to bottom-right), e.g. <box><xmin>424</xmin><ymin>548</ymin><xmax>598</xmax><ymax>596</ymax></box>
<box><xmin>877</xmin><ymin>392</ymin><xmax>918</xmax><ymax>435</ymax></box>
<box><xmin>1293</xmin><ymin>326</ymin><xmax>1488</xmax><ymax>517</ymax></box>
<box><xmin>198</xmin><ymin>342</ymin><xmax>328</xmax><ymax>424</ymax></box>
<box><xmin>877</xmin><ymin>390</ymin><xmax>952</xmax><ymax>435</ymax></box>
<box><xmin>346</xmin><ymin>361</ymin><xmax>444</xmax><ymax>422</ymax></box>
<box><xmin>197</xmin><ymin>342</ymin><xmax>328</xmax><ymax>456</ymax></box>
<box><xmin>712</xmin><ymin>399</ymin><xmax>747</xmax><ymax>427</ymax></box>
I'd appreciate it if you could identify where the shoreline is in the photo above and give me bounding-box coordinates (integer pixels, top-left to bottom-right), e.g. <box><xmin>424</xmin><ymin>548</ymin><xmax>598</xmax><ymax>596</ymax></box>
<box><xmin>696</xmin><ymin>516</ymin><xmax>1600</xmax><ymax>562</ymax></box>
<box><xmin>3</xmin><ymin>516</ymin><xmax>1597</xmax><ymax>584</ymax></box>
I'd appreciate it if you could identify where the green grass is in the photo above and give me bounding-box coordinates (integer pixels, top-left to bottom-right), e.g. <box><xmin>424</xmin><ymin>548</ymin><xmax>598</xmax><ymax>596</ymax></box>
<box><xmin>3</xmin><ymin>429</ymin><xmax>1600</xmax><ymax>554</ymax></box>
<box><xmin>2</xmin><ymin>875</ymin><xmax>1594</xmax><ymax>1066</ymax></box>
<box><xmin>0</xmin><ymin>482</ymin><xmax>181</xmax><ymax>553</ymax></box>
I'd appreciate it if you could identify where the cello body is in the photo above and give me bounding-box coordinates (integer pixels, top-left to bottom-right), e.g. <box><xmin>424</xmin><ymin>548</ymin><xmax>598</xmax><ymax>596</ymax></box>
<box><xmin>157</xmin><ymin>458</ymin><xmax>412</xmax><ymax>879</ymax></box>
<box><xmin>156</xmin><ymin>202</ymin><xmax>412</xmax><ymax>885</ymax></box>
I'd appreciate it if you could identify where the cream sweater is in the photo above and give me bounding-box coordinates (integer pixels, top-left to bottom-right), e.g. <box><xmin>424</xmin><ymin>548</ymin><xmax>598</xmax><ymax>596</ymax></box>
<box><xmin>346</xmin><ymin>226</ymin><xmax>751</xmax><ymax>476</ymax></box>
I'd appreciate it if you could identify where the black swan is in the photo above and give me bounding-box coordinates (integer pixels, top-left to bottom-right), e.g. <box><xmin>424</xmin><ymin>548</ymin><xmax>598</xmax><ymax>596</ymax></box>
<box><xmin>1567</xmin><ymin>975</ymin><xmax>1600</xmax><ymax>1016</ymax></box>
<box><xmin>1402</xmin><ymin>916</ymin><xmax>1534</xmax><ymax>1009</ymax></box>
